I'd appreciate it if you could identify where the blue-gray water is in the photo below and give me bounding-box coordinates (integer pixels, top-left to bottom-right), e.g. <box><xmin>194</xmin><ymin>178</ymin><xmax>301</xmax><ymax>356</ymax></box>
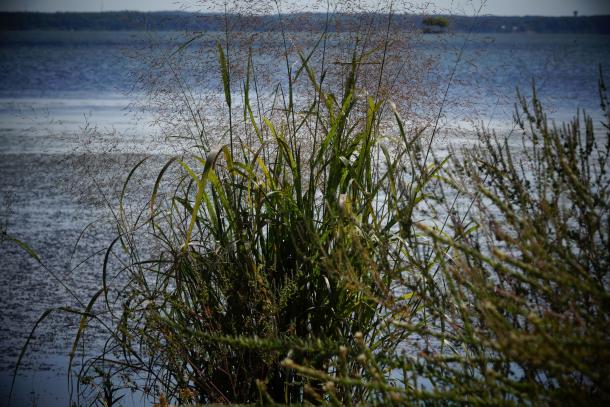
<box><xmin>1</xmin><ymin>30</ymin><xmax>609</xmax><ymax>406</ymax></box>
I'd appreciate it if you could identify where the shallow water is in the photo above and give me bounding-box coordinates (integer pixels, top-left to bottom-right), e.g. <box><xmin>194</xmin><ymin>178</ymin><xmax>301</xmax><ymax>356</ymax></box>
<box><xmin>1</xmin><ymin>30</ymin><xmax>609</xmax><ymax>406</ymax></box>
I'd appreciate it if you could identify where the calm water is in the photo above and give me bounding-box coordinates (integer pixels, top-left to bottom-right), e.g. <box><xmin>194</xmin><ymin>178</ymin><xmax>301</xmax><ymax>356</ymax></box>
<box><xmin>0</xmin><ymin>30</ymin><xmax>609</xmax><ymax>406</ymax></box>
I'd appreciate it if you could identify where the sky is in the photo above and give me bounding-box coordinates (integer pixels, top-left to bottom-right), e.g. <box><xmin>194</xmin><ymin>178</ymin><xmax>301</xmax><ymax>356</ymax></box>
<box><xmin>0</xmin><ymin>0</ymin><xmax>609</xmax><ymax>16</ymax></box>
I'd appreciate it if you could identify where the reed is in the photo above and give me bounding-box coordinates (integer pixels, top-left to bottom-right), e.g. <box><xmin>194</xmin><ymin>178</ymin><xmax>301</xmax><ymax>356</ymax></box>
<box><xmin>77</xmin><ymin>27</ymin><xmax>447</xmax><ymax>404</ymax></box>
<box><xmin>416</xmin><ymin>75</ymin><xmax>610</xmax><ymax>404</ymax></box>
<box><xmin>56</xmin><ymin>1</ymin><xmax>460</xmax><ymax>402</ymax></box>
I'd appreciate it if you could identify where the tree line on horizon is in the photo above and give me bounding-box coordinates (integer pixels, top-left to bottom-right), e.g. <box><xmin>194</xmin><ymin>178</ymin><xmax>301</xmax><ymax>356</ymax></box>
<box><xmin>1</xmin><ymin>11</ymin><xmax>609</xmax><ymax>34</ymax></box>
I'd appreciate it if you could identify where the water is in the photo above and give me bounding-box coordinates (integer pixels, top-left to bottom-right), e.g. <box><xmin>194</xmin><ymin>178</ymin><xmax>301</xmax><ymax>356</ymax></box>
<box><xmin>424</xmin><ymin>33</ymin><xmax>610</xmax><ymax>121</ymax></box>
<box><xmin>1</xmin><ymin>30</ymin><xmax>609</xmax><ymax>406</ymax></box>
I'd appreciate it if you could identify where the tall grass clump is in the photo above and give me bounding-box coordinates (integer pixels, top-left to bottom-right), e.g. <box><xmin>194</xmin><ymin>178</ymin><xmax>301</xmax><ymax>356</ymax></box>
<box><xmin>71</xmin><ymin>13</ymin><xmax>450</xmax><ymax>404</ymax></box>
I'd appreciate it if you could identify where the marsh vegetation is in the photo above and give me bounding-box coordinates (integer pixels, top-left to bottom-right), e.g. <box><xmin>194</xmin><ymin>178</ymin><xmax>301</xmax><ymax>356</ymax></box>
<box><xmin>5</xmin><ymin>1</ymin><xmax>610</xmax><ymax>405</ymax></box>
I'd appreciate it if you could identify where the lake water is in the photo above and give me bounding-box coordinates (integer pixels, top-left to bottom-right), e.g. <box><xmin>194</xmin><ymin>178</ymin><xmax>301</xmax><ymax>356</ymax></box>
<box><xmin>1</xmin><ymin>30</ymin><xmax>609</xmax><ymax>406</ymax></box>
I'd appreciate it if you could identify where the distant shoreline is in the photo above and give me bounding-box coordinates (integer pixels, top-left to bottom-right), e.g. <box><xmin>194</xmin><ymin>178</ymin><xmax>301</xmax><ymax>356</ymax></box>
<box><xmin>1</xmin><ymin>11</ymin><xmax>609</xmax><ymax>34</ymax></box>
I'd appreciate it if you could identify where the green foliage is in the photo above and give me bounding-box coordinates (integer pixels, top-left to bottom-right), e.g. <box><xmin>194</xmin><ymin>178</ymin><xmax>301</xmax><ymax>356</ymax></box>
<box><xmin>13</xmin><ymin>5</ymin><xmax>607</xmax><ymax>406</ymax></box>
<box><xmin>81</xmin><ymin>33</ymin><xmax>443</xmax><ymax>404</ymax></box>
<box><xmin>422</xmin><ymin>16</ymin><xmax>450</xmax><ymax>29</ymax></box>
<box><xmin>422</xmin><ymin>79</ymin><xmax>610</xmax><ymax>404</ymax></box>
<box><xmin>278</xmin><ymin>75</ymin><xmax>610</xmax><ymax>406</ymax></box>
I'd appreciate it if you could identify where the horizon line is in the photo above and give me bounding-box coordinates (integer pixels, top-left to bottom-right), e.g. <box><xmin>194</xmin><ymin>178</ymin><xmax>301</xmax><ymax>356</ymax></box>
<box><xmin>1</xmin><ymin>10</ymin><xmax>609</xmax><ymax>18</ymax></box>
